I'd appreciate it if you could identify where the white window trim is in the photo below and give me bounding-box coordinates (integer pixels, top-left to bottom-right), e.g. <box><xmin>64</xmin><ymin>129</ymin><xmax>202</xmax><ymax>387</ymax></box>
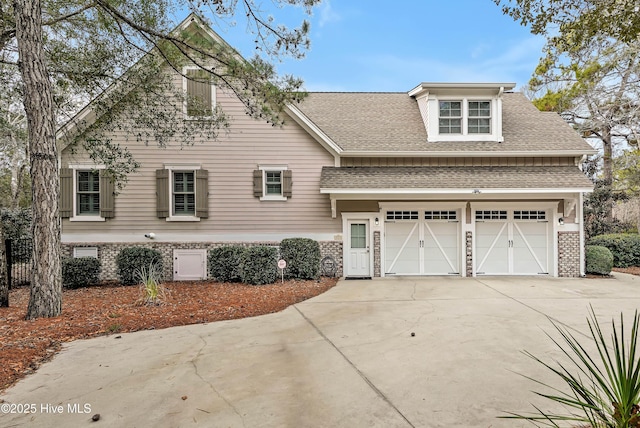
<box><xmin>69</xmin><ymin>164</ymin><xmax>106</xmax><ymax>222</ymax></box>
<box><xmin>259</xmin><ymin>165</ymin><xmax>288</xmax><ymax>201</ymax></box>
<box><xmin>426</xmin><ymin>95</ymin><xmax>502</xmax><ymax>143</ymax></box>
<box><xmin>165</xmin><ymin>163</ymin><xmax>201</xmax><ymax>222</ymax></box>
<box><xmin>182</xmin><ymin>66</ymin><xmax>216</xmax><ymax>120</ymax></box>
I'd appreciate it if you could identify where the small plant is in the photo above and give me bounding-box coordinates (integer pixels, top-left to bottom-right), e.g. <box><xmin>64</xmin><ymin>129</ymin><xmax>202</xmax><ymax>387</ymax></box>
<box><xmin>116</xmin><ymin>246</ymin><xmax>163</xmax><ymax>285</ymax></box>
<box><xmin>136</xmin><ymin>263</ymin><xmax>166</xmax><ymax>306</ymax></box>
<box><xmin>208</xmin><ymin>245</ymin><xmax>245</xmax><ymax>282</ymax></box>
<box><xmin>107</xmin><ymin>323</ymin><xmax>122</xmax><ymax>334</ymax></box>
<box><xmin>240</xmin><ymin>246</ymin><xmax>278</xmax><ymax>285</ymax></box>
<box><xmin>62</xmin><ymin>257</ymin><xmax>101</xmax><ymax>289</ymax></box>
<box><xmin>502</xmin><ymin>306</ymin><xmax>640</xmax><ymax>427</ymax></box>
<box><xmin>586</xmin><ymin>245</ymin><xmax>614</xmax><ymax>275</ymax></box>
<box><xmin>280</xmin><ymin>238</ymin><xmax>321</xmax><ymax>280</ymax></box>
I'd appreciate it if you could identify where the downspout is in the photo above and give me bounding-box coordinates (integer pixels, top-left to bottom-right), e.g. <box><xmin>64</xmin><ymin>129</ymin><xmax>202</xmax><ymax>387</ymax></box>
<box><xmin>579</xmin><ymin>192</ymin><xmax>586</xmax><ymax>276</ymax></box>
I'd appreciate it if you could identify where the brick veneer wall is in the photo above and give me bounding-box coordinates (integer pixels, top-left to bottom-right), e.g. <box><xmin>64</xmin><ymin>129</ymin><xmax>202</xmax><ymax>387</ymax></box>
<box><xmin>373</xmin><ymin>231</ymin><xmax>381</xmax><ymax>277</ymax></box>
<box><xmin>466</xmin><ymin>231</ymin><xmax>473</xmax><ymax>277</ymax></box>
<box><xmin>63</xmin><ymin>240</ymin><xmax>343</xmax><ymax>282</ymax></box>
<box><xmin>558</xmin><ymin>231</ymin><xmax>581</xmax><ymax>277</ymax></box>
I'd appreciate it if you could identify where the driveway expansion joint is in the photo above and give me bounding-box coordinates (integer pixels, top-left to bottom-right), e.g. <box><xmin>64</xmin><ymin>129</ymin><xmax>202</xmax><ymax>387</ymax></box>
<box><xmin>293</xmin><ymin>305</ymin><xmax>416</xmax><ymax>428</ymax></box>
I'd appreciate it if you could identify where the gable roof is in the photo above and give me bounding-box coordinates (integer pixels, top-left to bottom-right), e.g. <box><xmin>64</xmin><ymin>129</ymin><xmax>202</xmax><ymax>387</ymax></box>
<box><xmin>296</xmin><ymin>92</ymin><xmax>596</xmax><ymax>156</ymax></box>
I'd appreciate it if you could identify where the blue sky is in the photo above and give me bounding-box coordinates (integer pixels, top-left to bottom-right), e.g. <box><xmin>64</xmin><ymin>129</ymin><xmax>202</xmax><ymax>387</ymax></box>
<box><xmin>176</xmin><ymin>1</ymin><xmax>546</xmax><ymax>93</ymax></box>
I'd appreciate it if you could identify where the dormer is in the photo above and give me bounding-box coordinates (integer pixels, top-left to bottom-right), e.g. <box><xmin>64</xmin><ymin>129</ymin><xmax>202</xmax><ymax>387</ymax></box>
<box><xmin>408</xmin><ymin>82</ymin><xmax>516</xmax><ymax>143</ymax></box>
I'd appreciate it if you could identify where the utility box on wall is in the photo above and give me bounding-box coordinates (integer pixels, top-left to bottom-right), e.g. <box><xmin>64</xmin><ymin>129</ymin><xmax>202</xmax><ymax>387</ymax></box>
<box><xmin>173</xmin><ymin>249</ymin><xmax>207</xmax><ymax>281</ymax></box>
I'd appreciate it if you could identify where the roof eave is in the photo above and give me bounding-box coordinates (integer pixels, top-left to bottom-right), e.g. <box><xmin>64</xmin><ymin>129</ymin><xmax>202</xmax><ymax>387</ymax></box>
<box><xmin>339</xmin><ymin>149</ymin><xmax>598</xmax><ymax>157</ymax></box>
<box><xmin>284</xmin><ymin>103</ymin><xmax>343</xmax><ymax>158</ymax></box>
<box><xmin>408</xmin><ymin>82</ymin><xmax>517</xmax><ymax>98</ymax></box>
<box><xmin>320</xmin><ymin>187</ymin><xmax>594</xmax><ymax>195</ymax></box>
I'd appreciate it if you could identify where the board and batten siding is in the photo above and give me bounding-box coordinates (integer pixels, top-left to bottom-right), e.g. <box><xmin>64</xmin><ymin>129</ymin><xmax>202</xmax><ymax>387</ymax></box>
<box><xmin>61</xmin><ymin>80</ymin><xmax>341</xmax><ymax>240</ymax></box>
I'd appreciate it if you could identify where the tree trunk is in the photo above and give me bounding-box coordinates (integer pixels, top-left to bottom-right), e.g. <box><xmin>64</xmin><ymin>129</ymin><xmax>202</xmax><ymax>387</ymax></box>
<box><xmin>602</xmin><ymin>126</ymin><xmax>613</xmax><ymax>221</ymax></box>
<box><xmin>14</xmin><ymin>0</ymin><xmax>62</xmax><ymax>318</ymax></box>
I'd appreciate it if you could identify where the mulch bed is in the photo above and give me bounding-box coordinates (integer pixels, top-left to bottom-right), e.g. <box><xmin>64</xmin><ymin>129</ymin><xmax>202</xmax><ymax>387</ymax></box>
<box><xmin>0</xmin><ymin>277</ymin><xmax>338</xmax><ymax>394</ymax></box>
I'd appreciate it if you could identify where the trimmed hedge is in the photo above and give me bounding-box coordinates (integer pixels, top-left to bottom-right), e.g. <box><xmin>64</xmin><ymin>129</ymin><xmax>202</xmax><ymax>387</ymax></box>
<box><xmin>62</xmin><ymin>257</ymin><xmax>101</xmax><ymax>289</ymax></box>
<box><xmin>588</xmin><ymin>233</ymin><xmax>640</xmax><ymax>268</ymax></box>
<box><xmin>280</xmin><ymin>238</ymin><xmax>320</xmax><ymax>280</ymax></box>
<box><xmin>208</xmin><ymin>245</ymin><xmax>244</xmax><ymax>282</ymax></box>
<box><xmin>116</xmin><ymin>247</ymin><xmax>163</xmax><ymax>285</ymax></box>
<box><xmin>585</xmin><ymin>245</ymin><xmax>614</xmax><ymax>275</ymax></box>
<box><xmin>241</xmin><ymin>246</ymin><xmax>278</xmax><ymax>285</ymax></box>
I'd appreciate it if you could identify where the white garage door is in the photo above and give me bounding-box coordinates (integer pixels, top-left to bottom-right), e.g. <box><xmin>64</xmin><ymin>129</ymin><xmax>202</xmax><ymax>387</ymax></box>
<box><xmin>385</xmin><ymin>210</ymin><xmax>460</xmax><ymax>275</ymax></box>
<box><xmin>475</xmin><ymin>210</ymin><xmax>549</xmax><ymax>275</ymax></box>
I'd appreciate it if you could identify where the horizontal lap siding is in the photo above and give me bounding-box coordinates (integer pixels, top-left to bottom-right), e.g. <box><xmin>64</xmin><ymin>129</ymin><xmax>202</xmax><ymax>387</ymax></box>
<box><xmin>61</xmin><ymin>83</ymin><xmax>340</xmax><ymax>236</ymax></box>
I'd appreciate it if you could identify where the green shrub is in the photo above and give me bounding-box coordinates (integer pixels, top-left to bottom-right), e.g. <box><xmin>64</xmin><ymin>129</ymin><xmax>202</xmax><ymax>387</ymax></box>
<box><xmin>280</xmin><ymin>238</ymin><xmax>320</xmax><ymax>280</ymax></box>
<box><xmin>116</xmin><ymin>247</ymin><xmax>163</xmax><ymax>285</ymax></box>
<box><xmin>588</xmin><ymin>233</ymin><xmax>640</xmax><ymax>268</ymax></box>
<box><xmin>240</xmin><ymin>246</ymin><xmax>278</xmax><ymax>285</ymax></box>
<box><xmin>585</xmin><ymin>245</ymin><xmax>614</xmax><ymax>275</ymax></box>
<box><xmin>62</xmin><ymin>257</ymin><xmax>101</xmax><ymax>289</ymax></box>
<box><xmin>208</xmin><ymin>245</ymin><xmax>245</xmax><ymax>282</ymax></box>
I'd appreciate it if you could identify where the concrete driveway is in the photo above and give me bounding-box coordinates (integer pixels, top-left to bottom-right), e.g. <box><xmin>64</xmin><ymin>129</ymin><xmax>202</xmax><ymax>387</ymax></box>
<box><xmin>3</xmin><ymin>274</ymin><xmax>640</xmax><ymax>428</ymax></box>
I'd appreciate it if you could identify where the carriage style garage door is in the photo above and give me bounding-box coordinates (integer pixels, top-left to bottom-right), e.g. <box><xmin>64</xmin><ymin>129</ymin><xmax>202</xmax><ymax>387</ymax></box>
<box><xmin>475</xmin><ymin>210</ymin><xmax>549</xmax><ymax>275</ymax></box>
<box><xmin>384</xmin><ymin>210</ymin><xmax>460</xmax><ymax>275</ymax></box>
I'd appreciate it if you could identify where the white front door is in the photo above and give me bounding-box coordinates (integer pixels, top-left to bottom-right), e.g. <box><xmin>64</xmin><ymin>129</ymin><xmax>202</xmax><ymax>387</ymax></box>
<box><xmin>347</xmin><ymin>221</ymin><xmax>370</xmax><ymax>277</ymax></box>
<box><xmin>475</xmin><ymin>210</ymin><xmax>549</xmax><ymax>275</ymax></box>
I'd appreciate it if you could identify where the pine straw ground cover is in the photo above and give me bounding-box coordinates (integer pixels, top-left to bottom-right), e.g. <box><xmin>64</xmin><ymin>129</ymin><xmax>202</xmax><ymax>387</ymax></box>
<box><xmin>0</xmin><ymin>277</ymin><xmax>338</xmax><ymax>393</ymax></box>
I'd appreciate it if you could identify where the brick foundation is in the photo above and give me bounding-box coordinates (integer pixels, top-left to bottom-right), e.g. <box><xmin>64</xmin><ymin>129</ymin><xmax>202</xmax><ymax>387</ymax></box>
<box><xmin>558</xmin><ymin>231</ymin><xmax>581</xmax><ymax>277</ymax></box>
<box><xmin>63</xmin><ymin>240</ymin><xmax>343</xmax><ymax>281</ymax></box>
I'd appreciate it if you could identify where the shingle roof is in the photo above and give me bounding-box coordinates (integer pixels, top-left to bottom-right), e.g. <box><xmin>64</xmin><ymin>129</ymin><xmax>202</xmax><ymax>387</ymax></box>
<box><xmin>320</xmin><ymin>166</ymin><xmax>594</xmax><ymax>190</ymax></box>
<box><xmin>297</xmin><ymin>92</ymin><xmax>594</xmax><ymax>154</ymax></box>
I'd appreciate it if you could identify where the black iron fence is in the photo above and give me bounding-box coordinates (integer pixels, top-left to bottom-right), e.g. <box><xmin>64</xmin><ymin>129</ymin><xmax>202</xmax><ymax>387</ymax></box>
<box><xmin>5</xmin><ymin>238</ymin><xmax>32</xmax><ymax>288</ymax></box>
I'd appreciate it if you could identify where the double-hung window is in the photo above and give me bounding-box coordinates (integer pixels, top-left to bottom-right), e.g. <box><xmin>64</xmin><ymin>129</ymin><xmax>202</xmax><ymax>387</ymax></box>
<box><xmin>437</xmin><ymin>99</ymin><xmax>492</xmax><ymax>136</ymax></box>
<box><xmin>173</xmin><ymin>171</ymin><xmax>195</xmax><ymax>216</ymax></box>
<box><xmin>59</xmin><ymin>165</ymin><xmax>114</xmax><ymax>221</ymax></box>
<box><xmin>438</xmin><ymin>101</ymin><xmax>462</xmax><ymax>134</ymax></box>
<box><xmin>254</xmin><ymin>166</ymin><xmax>292</xmax><ymax>201</ymax></box>
<box><xmin>76</xmin><ymin>170</ymin><xmax>100</xmax><ymax>215</ymax></box>
<box><xmin>468</xmin><ymin>101</ymin><xmax>491</xmax><ymax>134</ymax></box>
<box><xmin>156</xmin><ymin>165</ymin><xmax>208</xmax><ymax>221</ymax></box>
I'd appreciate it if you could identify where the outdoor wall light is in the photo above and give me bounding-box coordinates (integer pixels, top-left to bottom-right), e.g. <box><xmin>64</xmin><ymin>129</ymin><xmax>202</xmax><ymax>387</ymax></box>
<box><xmin>375</xmin><ymin>217</ymin><xmax>379</xmax><ymax>226</ymax></box>
<box><xmin>144</xmin><ymin>232</ymin><xmax>156</xmax><ymax>239</ymax></box>
<box><xmin>558</xmin><ymin>218</ymin><xmax>564</xmax><ymax>226</ymax></box>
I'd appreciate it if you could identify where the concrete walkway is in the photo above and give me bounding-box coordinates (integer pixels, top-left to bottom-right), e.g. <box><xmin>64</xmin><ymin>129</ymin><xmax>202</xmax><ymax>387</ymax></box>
<box><xmin>2</xmin><ymin>274</ymin><xmax>640</xmax><ymax>427</ymax></box>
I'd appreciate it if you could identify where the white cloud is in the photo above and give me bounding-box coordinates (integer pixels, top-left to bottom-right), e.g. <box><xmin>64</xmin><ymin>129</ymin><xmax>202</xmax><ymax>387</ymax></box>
<box><xmin>318</xmin><ymin>1</ymin><xmax>341</xmax><ymax>28</ymax></box>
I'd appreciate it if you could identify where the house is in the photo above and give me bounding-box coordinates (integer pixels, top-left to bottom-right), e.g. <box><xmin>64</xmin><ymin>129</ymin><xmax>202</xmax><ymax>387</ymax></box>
<box><xmin>58</xmin><ymin>16</ymin><xmax>596</xmax><ymax>280</ymax></box>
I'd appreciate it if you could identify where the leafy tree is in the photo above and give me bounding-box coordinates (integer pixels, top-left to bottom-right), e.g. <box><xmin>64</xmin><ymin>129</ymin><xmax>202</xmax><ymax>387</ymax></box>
<box><xmin>582</xmin><ymin>156</ymin><xmax>632</xmax><ymax>239</ymax></box>
<box><xmin>3</xmin><ymin>0</ymin><xmax>320</xmax><ymax>318</ymax></box>
<box><xmin>495</xmin><ymin>0</ymin><xmax>640</xmax><ymax>220</ymax></box>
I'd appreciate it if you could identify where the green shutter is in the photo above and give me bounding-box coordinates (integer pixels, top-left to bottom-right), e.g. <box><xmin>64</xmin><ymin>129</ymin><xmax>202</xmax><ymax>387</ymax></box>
<box><xmin>283</xmin><ymin>170</ymin><xmax>292</xmax><ymax>198</ymax></box>
<box><xmin>196</xmin><ymin>169</ymin><xmax>209</xmax><ymax>219</ymax></box>
<box><xmin>100</xmin><ymin>172</ymin><xmax>115</xmax><ymax>218</ymax></box>
<box><xmin>253</xmin><ymin>170</ymin><xmax>263</xmax><ymax>197</ymax></box>
<box><xmin>156</xmin><ymin>169</ymin><xmax>169</xmax><ymax>218</ymax></box>
<box><xmin>60</xmin><ymin>168</ymin><xmax>73</xmax><ymax>218</ymax></box>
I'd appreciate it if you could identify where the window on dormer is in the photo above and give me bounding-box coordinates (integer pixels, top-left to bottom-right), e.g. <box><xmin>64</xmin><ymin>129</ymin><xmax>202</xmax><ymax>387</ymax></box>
<box><xmin>468</xmin><ymin>101</ymin><xmax>491</xmax><ymax>134</ymax></box>
<box><xmin>439</xmin><ymin>101</ymin><xmax>462</xmax><ymax>134</ymax></box>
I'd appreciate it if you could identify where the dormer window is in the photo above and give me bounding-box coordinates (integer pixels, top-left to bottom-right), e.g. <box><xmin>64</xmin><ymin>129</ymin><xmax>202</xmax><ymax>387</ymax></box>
<box><xmin>468</xmin><ymin>101</ymin><xmax>491</xmax><ymax>134</ymax></box>
<box><xmin>439</xmin><ymin>101</ymin><xmax>462</xmax><ymax>134</ymax></box>
<box><xmin>408</xmin><ymin>82</ymin><xmax>514</xmax><ymax>143</ymax></box>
